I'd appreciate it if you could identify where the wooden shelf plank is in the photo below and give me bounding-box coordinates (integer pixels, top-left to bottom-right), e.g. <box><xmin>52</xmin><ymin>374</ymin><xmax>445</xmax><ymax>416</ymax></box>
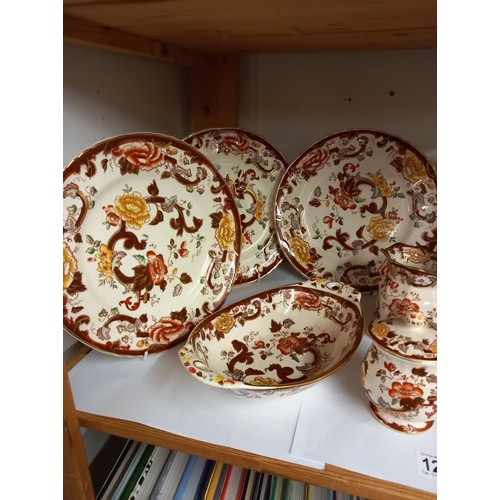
<box><xmin>77</xmin><ymin>411</ymin><xmax>436</xmax><ymax>500</ymax></box>
<box><xmin>63</xmin><ymin>14</ymin><xmax>207</xmax><ymax>66</ymax></box>
<box><xmin>191</xmin><ymin>56</ymin><xmax>238</xmax><ymax>130</ymax></box>
<box><xmin>63</xmin><ymin>0</ymin><xmax>436</xmax><ymax>55</ymax></box>
<box><xmin>64</xmin><ymin>361</ymin><xmax>95</xmax><ymax>500</ymax></box>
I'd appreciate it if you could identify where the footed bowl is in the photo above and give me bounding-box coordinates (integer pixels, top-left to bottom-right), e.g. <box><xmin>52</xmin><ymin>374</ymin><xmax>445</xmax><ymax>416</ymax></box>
<box><xmin>178</xmin><ymin>280</ymin><xmax>364</xmax><ymax>399</ymax></box>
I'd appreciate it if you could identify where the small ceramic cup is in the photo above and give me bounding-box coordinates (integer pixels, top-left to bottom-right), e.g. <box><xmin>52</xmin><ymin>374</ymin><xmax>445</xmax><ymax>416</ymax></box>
<box><xmin>375</xmin><ymin>243</ymin><xmax>437</xmax><ymax>327</ymax></box>
<box><xmin>360</xmin><ymin>318</ymin><xmax>437</xmax><ymax>434</ymax></box>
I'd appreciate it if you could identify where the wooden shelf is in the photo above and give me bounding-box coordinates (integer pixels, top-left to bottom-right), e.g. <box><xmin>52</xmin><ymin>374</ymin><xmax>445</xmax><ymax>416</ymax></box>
<box><xmin>63</xmin><ymin>0</ymin><xmax>436</xmax><ymax>63</ymax></box>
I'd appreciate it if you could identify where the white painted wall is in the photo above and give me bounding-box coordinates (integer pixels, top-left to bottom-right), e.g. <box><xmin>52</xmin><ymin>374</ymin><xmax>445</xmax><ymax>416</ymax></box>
<box><xmin>63</xmin><ymin>45</ymin><xmax>436</xmax><ymax>467</ymax></box>
<box><xmin>63</xmin><ymin>43</ymin><xmax>191</xmax><ymax>166</ymax></box>
<box><xmin>238</xmin><ymin>50</ymin><xmax>437</xmax><ymax>166</ymax></box>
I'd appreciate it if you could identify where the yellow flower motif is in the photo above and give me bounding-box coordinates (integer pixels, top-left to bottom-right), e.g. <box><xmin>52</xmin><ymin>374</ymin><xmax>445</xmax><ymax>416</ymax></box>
<box><xmin>429</xmin><ymin>340</ymin><xmax>437</xmax><ymax>354</ymax></box>
<box><xmin>371</xmin><ymin>321</ymin><xmax>390</xmax><ymax>338</ymax></box>
<box><xmin>96</xmin><ymin>244</ymin><xmax>114</xmax><ymax>281</ymax></box>
<box><xmin>216</xmin><ymin>213</ymin><xmax>236</xmax><ymax>251</ymax></box>
<box><xmin>63</xmin><ymin>244</ymin><xmax>77</xmax><ymax>289</ymax></box>
<box><xmin>291</xmin><ymin>236</ymin><xmax>311</xmax><ymax>265</ymax></box>
<box><xmin>366</xmin><ymin>216</ymin><xmax>398</xmax><ymax>242</ymax></box>
<box><xmin>114</xmin><ymin>192</ymin><xmax>150</xmax><ymax>230</ymax></box>
<box><xmin>401</xmin><ymin>153</ymin><xmax>426</xmax><ymax>184</ymax></box>
<box><xmin>370</xmin><ymin>173</ymin><xmax>393</xmax><ymax>197</ymax></box>
<box><xmin>214</xmin><ymin>313</ymin><xmax>235</xmax><ymax>333</ymax></box>
<box><xmin>254</xmin><ymin>196</ymin><xmax>265</xmax><ymax>222</ymax></box>
<box><xmin>401</xmin><ymin>247</ymin><xmax>430</xmax><ymax>264</ymax></box>
<box><xmin>251</xmin><ymin>376</ymin><xmax>279</xmax><ymax>386</ymax></box>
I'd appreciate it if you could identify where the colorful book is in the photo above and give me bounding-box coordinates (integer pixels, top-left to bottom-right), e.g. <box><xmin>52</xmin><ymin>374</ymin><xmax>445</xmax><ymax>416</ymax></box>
<box><xmin>148</xmin><ymin>450</ymin><xmax>179</xmax><ymax>500</ymax></box>
<box><xmin>236</xmin><ymin>469</ymin><xmax>249</xmax><ymax>499</ymax></box>
<box><xmin>171</xmin><ymin>454</ymin><xmax>197</xmax><ymax>500</ymax></box>
<box><xmin>242</xmin><ymin>469</ymin><xmax>257</xmax><ymax>500</ymax></box>
<box><xmin>98</xmin><ymin>440</ymin><xmax>140</xmax><ymax>500</ymax></box>
<box><xmin>203</xmin><ymin>461</ymin><xmax>225</xmax><ymax>500</ymax></box>
<box><xmin>280</xmin><ymin>478</ymin><xmax>291</xmax><ymax>500</ymax></box>
<box><xmin>134</xmin><ymin>447</ymin><xmax>171</xmax><ymax>500</ymax></box>
<box><xmin>158</xmin><ymin>451</ymin><xmax>191</xmax><ymax>500</ymax></box>
<box><xmin>108</xmin><ymin>442</ymin><xmax>148</xmax><ymax>500</ymax></box>
<box><xmin>269</xmin><ymin>475</ymin><xmax>283</xmax><ymax>500</ymax></box>
<box><xmin>259</xmin><ymin>474</ymin><xmax>271</xmax><ymax>500</ymax></box>
<box><xmin>221</xmin><ymin>465</ymin><xmax>243</xmax><ymax>500</ymax></box>
<box><xmin>289</xmin><ymin>479</ymin><xmax>306</xmax><ymax>500</ymax></box>
<box><xmin>194</xmin><ymin>460</ymin><xmax>216</xmax><ymax>500</ymax></box>
<box><xmin>117</xmin><ymin>443</ymin><xmax>155</xmax><ymax>500</ymax></box>
<box><xmin>174</xmin><ymin>455</ymin><xmax>208</xmax><ymax>500</ymax></box>
<box><xmin>251</xmin><ymin>472</ymin><xmax>263</xmax><ymax>500</ymax></box>
<box><xmin>212</xmin><ymin>463</ymin><xmax>230</xmax><ymax>500</ymax></box>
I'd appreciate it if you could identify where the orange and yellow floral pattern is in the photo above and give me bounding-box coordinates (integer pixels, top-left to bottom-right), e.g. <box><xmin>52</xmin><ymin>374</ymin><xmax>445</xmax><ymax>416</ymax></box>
<box><xmin>63</xmin><ymin>133</ymin><xmax>240</xmax><ymax>356</ymax></box>
<box><xmin>275</xmin><ymin>129</ymin><xmax>436</xmax><ymax>291</ymax></box>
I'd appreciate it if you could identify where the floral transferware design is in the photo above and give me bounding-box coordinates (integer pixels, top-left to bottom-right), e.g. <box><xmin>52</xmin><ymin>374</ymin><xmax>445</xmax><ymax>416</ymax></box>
<box><xmin>360</xmin><ymin>319</ymin><xmax>437</xmax><ymax>434</ymax></box>
<box><xmin>184</xmin><ymin>128</ymin><xmax>288</xmax><ymax>285</ymax></box>
<box><xmin>63</xmin><ymin>133</ymin><xmax>241</xmax><ymax>356</ymax></box>
<box><xmin>376</xmin><ymin>243</ymin><xmax>437</xmax><ymax>327</ymax></box>
<box><xmin>178</xmin><ymin>280</ymin><xmax>363</xmax><ymax>399</ymax></box>
<box><xmin>275</xmin><ymin>129</ymin><xmax>437</xmax><ymax>291</ymax></box>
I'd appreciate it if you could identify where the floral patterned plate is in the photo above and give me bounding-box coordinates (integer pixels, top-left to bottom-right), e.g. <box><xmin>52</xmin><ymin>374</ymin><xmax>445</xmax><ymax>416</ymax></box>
<box><xmin>63</xmin><ymin>133</ymin><xmax>241</xmax><ymax>357</ymax></box>
<box><xmin>178</xmin><ymin>280</ymin><xmax>363</xmax><ymax>399</ymax></box>
<box><xmin>184</xmin><ymin>128</ymin><xmax>288</xmax><ymax>285</ymax></box>
<box><xmin>275</xmin><ymin>129</ymin><xmax>437</xmax><ymax>292</ymax></box>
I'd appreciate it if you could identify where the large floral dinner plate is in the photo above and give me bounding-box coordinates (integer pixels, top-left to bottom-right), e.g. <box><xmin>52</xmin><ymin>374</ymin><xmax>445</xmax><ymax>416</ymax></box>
<box><xmin>184</xmin><ymin>128</ymin><xmax>288</xmax><ymax>285</ymax></box>
<box><xmin>63</xmin><ymin>133</ymin><xmax>241</xmax><ymax>356</ymax></box>
<box><xmin>275</xmin><ymin>129</ymin><xmax>437</xmax><ymax>292</ymax></box>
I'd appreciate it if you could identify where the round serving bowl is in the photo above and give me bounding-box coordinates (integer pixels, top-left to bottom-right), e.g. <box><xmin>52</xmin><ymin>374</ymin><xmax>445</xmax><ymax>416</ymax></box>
<box><xmin>178</xmin><ymin>280</ymin><xmax>364</xmax><ymax>399</ymax></box>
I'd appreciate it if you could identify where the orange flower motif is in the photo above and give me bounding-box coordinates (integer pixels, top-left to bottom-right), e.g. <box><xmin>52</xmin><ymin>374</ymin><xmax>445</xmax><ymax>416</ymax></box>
<box><xmin>388</xmin><ymin>381</ymin><xmax>424</xmax><ymax>399</ymax></box>
<box><xmin>332</xmin><ymin>187</ymin><xmax>356</xmax><ymax>211</ymax></box>
<box><xmin>384</xmin><ymin>361</ymin><xmax>396</xmax><ymax>372</ymax></box>
<box><xmin>149</xmin><ymin>317</ymin><xmax>185</xmax><ymax>344</ymax></box>
<box><xmin>122</xmin><ymin>141</ymin><xmax>164</xmax><ymax>170</ymax></box>
<box><xmin>146</xmin><ymin>251</ymin><xmax>167</xmax><ymax>286</ymax></box>
<box><xmin>389</xmin><ymin>298</ymin><xmax>419</xmax><ymax>316</ymax></box>
<box><xmin>178</xmin><ymin>241</ymin><xmax>189</xmax><ymax>258</ymax></box>
<box><xmin>253</xmin><ymin>340</ymin><xmax>266</xmax><ymax>349</ymax></box>
<box><xmin>296</xmin><ymin>147</ymin><xmax>330</xmax><ymax>180</ymax></box>
<box><xmin>277</xmin><ymin>334</ymin><xmax>301</xmax><ymax>355</ymax></box>
<box><xmin>221</xmin><ymin>131</ymin><xmax>250</xmax><ymax>155</ymax></box>
<box><xmin>295</xmin><ymin>292</ymin><xmax>322</xmax><ymax>311</ymax></box>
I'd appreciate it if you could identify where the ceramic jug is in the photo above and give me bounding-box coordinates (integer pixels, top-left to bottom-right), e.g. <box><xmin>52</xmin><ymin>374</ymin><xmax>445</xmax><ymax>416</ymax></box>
<box><xmin>360</xmin><ymin>318</ymin><xmax>437</xmax><ymax>434</ymax></box>
<box><xmin>375</xmin><ymin>243</ymin><xmax>437</xmax><ymax>327</ymax></box>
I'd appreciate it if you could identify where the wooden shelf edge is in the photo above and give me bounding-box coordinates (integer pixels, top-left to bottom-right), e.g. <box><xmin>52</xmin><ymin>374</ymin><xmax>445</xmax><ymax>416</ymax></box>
<box><xmin>77</xmin><ymin>411</ymin><xmax>436</xmax><ymax>500</ymax></box>
<box><xmin>64</xmin><ymin>14</ymin><xmax>207</xmax><ymax>67</ymax></box>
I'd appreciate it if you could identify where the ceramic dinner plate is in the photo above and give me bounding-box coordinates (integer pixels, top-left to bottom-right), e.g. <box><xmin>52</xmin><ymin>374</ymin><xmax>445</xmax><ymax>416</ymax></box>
<box><xmin>275</xmin><ymin>129</ymin><xmax>437</xmax><ymax>292</ymax></box>
<box><xmin>184</xmin><ymin>128</ymin><xmax>287</xmax><ymax>285</ymax></box>
<box><xmin>63</xmin><ymin>133</ymin><xmax>241</xmax><ymax>356</ymax></box>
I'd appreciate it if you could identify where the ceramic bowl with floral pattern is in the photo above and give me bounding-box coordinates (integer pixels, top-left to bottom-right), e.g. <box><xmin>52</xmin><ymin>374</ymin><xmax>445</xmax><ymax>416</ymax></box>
<box><xmin>178</xmin><ymin>280</ymin><xmax>364</xmax><ymax>399</ymax></box>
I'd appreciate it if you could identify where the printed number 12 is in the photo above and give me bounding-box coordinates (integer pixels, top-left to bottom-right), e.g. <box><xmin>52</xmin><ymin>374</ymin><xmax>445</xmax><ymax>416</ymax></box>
<box><xmin>423</xmin><ymin>457</ymin><xmax>437</xmax><ymax>474</ymax></box>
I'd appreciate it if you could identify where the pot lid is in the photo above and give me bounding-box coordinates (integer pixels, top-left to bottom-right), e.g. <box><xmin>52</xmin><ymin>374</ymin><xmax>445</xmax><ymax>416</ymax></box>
<box><xmin>367</xmin><ymin>318</ymin><xmax>437</xmax><ymax>361</ymax></box>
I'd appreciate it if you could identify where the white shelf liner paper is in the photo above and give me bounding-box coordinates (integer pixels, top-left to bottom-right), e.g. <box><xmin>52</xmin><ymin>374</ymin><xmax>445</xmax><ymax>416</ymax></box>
<box><xmin>69</xmin><ymin>264</ymin><xmax>313</xmax><ymax>466</ymax></box>
<box><xmin>68</xmin><ymin>263</ymin><xmax>436</xmax><ymax>493</ymax></box>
